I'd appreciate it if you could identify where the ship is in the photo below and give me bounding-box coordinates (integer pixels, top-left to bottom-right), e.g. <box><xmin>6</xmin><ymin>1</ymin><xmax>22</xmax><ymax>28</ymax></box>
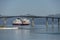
<box><xmin>12</xmin><ymin>18</ymin><xmax>22</xmax><ymax>25</ymax></box>
<box><xmin>12</xmin><ymin>18</ymin><xmax>30</xmax><ymax>25</ymax></box>
<box><xmin>21</xmin><ymin>18</ymin><xmax>30</xmax><ymax>25</ymax></box>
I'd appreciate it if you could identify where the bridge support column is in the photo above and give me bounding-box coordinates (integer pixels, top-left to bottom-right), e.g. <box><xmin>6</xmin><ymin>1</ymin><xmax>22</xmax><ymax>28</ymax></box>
<box><xmin>58</xmin><ymin>18</ymin><xmax>60</xmax><ymax>32</ymax></box>
<box><xmin>52</xmin><ymin>18</ymin><xmax>54</xmax><ymax>32</ymax></box>
<box><xmin>46</xmin><ymin>18</ymin><xmax>48</xmax><ymax>31</ymax></box>
<box><xmin>31</xmin><ymin>18</ymin><xmax>35</xmax><ymax>27</ymax></box>
<box><xmin>2</xmin><ymin>18</ymin><xmax>7</xmax><ymax>27</ymax></box>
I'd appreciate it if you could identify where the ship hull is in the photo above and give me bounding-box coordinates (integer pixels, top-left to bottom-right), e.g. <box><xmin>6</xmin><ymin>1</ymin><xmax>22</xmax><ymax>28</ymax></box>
<box><xmin>13</xmin><ymin>23</ymin><xmax>29</xmax><ymax>25</ymax></box>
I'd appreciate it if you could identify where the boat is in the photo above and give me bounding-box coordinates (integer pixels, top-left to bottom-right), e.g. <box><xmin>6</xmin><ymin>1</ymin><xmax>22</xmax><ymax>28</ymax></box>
<box><xmin>13</xmin><ymin>18</ymin><xmax>22</xmax><ymax>25</ymax></box>
<box><xmin>12</xmin><ymin>18</ymin><xmax>30</xmax><ymax>25</ymax></box>
<box><xmin>21</xmin><ymin>18</ymin><xmax>30</xmax><ymax>25</ymax></box>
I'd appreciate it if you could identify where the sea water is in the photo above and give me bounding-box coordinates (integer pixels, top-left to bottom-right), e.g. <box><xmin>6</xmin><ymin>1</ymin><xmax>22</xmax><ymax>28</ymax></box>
<box><xmin>0</xmin><ymin>18</ymin><xmax>60</xmax><ymax>40</ymax></box>
<box><xmin>0</xmin><ymin>25</ymin><xmax>60</xmax><ymax>40</ymax></box>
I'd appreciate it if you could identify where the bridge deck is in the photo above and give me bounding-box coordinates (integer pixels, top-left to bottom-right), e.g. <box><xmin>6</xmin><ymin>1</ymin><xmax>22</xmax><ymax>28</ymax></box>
<box><xmin>0</xmin><ymin>16</ymin><xmax>60</xmax><ymax>19</ymax></box>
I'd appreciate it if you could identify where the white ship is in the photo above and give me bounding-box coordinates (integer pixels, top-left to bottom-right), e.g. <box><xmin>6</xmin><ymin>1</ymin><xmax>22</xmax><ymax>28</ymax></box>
<box><xmin>21</xmin><ymin>18</ymin><xmax>30</xmax><ymax>25</ymax></box>
<box><xmin>12</xmin><ymin>18</ymin><xmax>30</xmax><ymax>25</ymax></box>
<box><xmin>13</xmin><ymin>18</ymin><xmax>22</xmax><ymax>25</ymax></box>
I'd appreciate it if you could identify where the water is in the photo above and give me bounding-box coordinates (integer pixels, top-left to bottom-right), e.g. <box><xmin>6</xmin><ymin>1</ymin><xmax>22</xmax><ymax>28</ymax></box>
<box><xmin>0</xmin><ymin>25</ymin><xmax>60</xmax><ymax>40</ymax></box>
<box><xmin>0</xmin><ymin>18</ymin><xmax>60</xmax><ymax>40</ymax></box>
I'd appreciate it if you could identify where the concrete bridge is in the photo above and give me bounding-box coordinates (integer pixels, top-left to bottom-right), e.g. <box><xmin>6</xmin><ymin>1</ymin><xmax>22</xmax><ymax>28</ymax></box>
<box><xmin>0</xmin><ymin>15</ymin><xmax>60</xmax><ymax>32</ymax></box>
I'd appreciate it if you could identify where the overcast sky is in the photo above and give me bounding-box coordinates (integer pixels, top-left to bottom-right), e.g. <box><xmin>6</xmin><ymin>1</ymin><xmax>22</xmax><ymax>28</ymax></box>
<box><xmin>0</xmin><ymin>0</ymin><xmax>60</xmax><ymax>16</ymax></box>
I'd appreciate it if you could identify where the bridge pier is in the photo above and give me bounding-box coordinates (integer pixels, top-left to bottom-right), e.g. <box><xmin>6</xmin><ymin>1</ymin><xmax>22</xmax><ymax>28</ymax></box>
<box><xmin>31</xmin><ymin>18</ymin><xmax>35</xmax><ymax>27</ymax></box>
<box><xmin>58</xmin><ymin>18</ymin><xmax>60</xmax><ymax>32</ymax></box>
<box><xmin>52</xmin><ymin>18</ymin><xmax>54</xmax><ymax>31</ymax></box>
<box><xmin>2</xmin><ymin>18</ymin><xmax>7</xmax><ymax>27</ymax></box>
<box><xmin>46</xmin><ymin>18</ymin><xmax>48</xmax><ymax>31</ymax></box>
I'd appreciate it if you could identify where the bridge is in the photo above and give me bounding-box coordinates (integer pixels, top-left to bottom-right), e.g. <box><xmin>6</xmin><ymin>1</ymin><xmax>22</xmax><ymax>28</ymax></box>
<box><xmin>0</xmin><ymin>15</ymin><xmax>60</xmax><ymax>32</ymax></box>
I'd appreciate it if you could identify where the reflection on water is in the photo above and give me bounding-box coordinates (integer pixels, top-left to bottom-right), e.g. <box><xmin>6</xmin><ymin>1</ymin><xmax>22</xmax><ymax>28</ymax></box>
<box><xmin>0</xmin><ymin>25</ymin><xmax>60</xmax><ymax>40</ymax></box>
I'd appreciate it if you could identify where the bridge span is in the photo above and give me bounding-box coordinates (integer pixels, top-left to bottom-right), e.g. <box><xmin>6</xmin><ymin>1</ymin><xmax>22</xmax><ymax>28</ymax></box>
<box><xmin>0</xmin><ymin>15</ymin><xmax>60</xmax><ymax>32</ymax></box>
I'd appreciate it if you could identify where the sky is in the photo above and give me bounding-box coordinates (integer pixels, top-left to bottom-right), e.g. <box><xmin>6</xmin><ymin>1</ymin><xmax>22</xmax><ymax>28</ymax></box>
<box><xmin>0</xmin><ymin>0</ymin><xmax>60</xmax><ymax>16</ymax></box>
